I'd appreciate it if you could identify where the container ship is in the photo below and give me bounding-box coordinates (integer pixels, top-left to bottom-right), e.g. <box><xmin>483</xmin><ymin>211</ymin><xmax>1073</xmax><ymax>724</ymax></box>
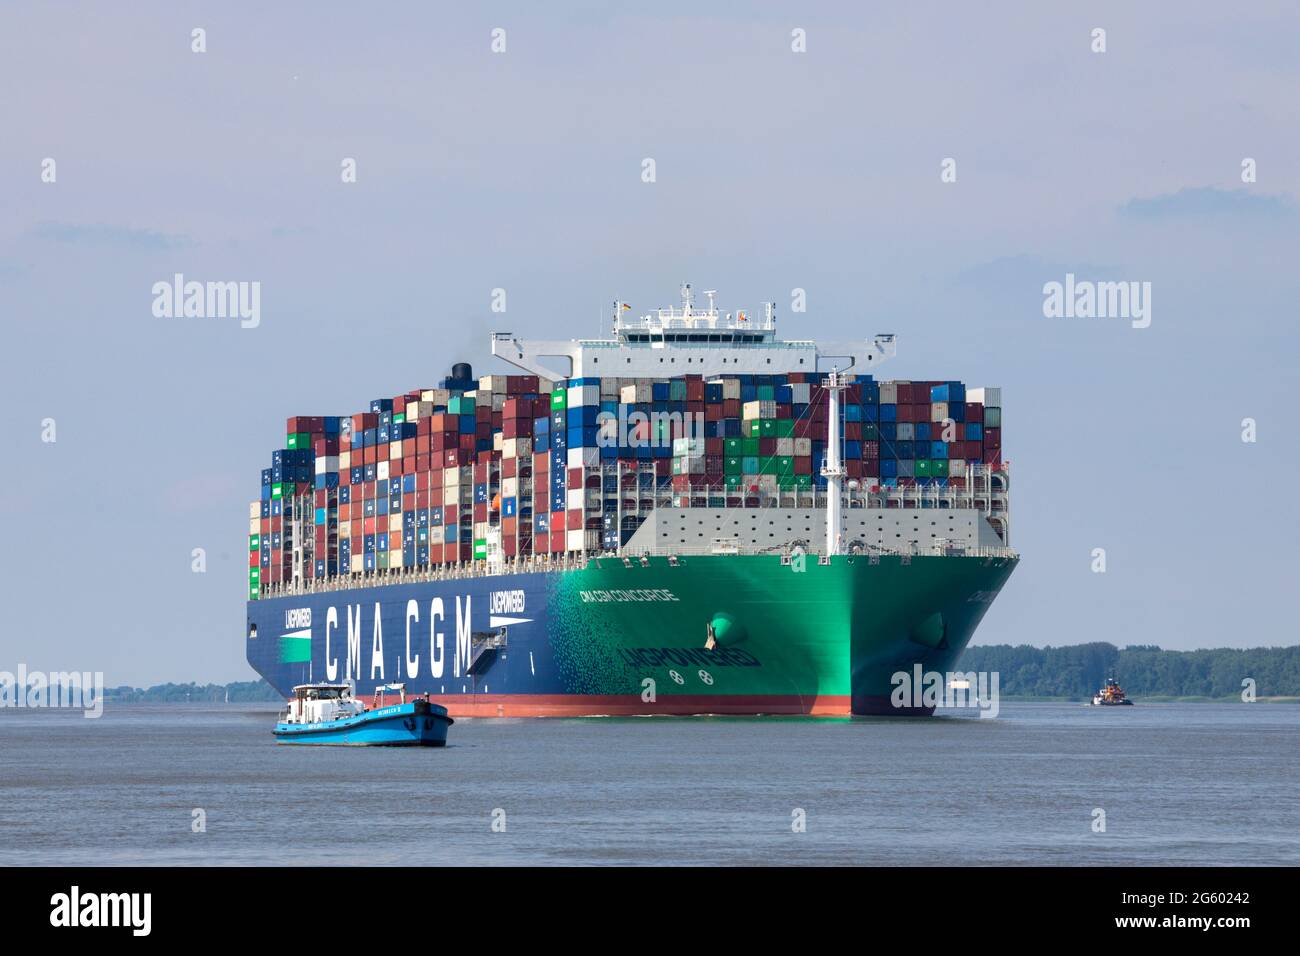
<box><xmin>246</xmin><ymin>286</ymin><xmax>1018</xmax><ymax>716</ymax></box>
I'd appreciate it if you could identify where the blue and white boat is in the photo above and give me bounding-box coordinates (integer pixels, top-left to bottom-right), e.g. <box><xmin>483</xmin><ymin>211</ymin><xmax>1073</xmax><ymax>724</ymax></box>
<box><xmin>273</xmin><ymin>682</ymin><xmax>453</xmax><ymax>746</ymax></box>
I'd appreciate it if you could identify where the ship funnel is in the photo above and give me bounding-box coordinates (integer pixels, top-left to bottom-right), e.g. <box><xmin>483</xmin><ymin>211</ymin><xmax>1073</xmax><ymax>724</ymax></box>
<box><xmin>451</xmin><ymin>362</ymin><xmax>473</xmax><ymax>382</ymax></box>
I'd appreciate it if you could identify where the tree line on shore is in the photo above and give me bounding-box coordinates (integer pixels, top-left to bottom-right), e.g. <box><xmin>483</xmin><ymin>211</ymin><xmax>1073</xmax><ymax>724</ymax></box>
<box><xmin>956</xmin><ymin>643</ymin><xmax>1300</xmax><ymax>699</ymax></box>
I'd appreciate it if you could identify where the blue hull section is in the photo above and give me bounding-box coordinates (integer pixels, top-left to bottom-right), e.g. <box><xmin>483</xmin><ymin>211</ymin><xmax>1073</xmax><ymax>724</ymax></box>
<box><xmin>274</xmin><ymin>701</ymin><xmax>452</xmax><ymax>746</ymax></box>
<box><xmin>249</xmin><ymin>572</ymin><xmax>559</xmax><ymax>707</ymax></box>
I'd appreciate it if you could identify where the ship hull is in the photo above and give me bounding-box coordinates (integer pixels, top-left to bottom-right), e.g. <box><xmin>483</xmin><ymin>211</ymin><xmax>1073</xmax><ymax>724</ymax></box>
<box><xmin>246</xmin><ymin>553</ymin><xmax>1017</xmax><ymax>717</ymax></box>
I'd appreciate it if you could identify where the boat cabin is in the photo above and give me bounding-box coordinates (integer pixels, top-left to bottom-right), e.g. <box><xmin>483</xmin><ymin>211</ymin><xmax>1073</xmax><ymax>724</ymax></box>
<box><xmin>282</xmin><ymin>683</ymin><xmax>365</xmax><ymax>725</ymax></box>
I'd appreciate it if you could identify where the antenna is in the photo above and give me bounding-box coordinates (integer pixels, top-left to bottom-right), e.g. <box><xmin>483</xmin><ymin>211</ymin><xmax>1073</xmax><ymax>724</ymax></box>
<box><xmin>680</xmin><ymin>282</ymin><xmax>693</xmax><ymax>311</ymax></box>
<box><xmin>703</xmin><ymin>290</ymin><xmax>717</xmax><ymax>313</ymax></box>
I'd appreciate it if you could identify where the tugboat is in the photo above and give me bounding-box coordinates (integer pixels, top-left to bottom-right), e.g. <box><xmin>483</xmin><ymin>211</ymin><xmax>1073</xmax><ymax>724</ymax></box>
<box><xmin>1091</xmin><ymin>677</ymin><xmax>1134</xmax><ymax>706</ymax></box>
<box><xmin>273</xmin><ymin>682</ymin><xmax>453</xmax><ymax>745</ymax></box>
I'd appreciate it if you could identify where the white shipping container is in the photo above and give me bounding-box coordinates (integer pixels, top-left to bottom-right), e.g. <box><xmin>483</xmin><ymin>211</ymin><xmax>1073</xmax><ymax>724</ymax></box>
<box><xmin>479</xmin><ymin>375</ymin><xmax>508</xmax><ymax>394</ymax></box>
<box><xmin>567</xmin><ymin>384</ymin><xmax>600</xmax><ymax>407</ymax></box>
<box><xmin>794</xmin><ymin>437</ymin><xmax>812</xmax><ymax>456</ymax></box>
<box><xmin>377</xmin><ymin>461</ymin><xmax>390</xmax><ymax>481</ymax></box>
<box><xmin>620</xmin><ymin>383</ymin><xmax>653</xmax><ymax>404</ymax></box>
<box><xmin>967</xmin><ymin>387</ymin><xmax>1001</xmax><ymax>407</ymax></box>
<box><xmin>566</xmin><ymin>529</ymin><xmax>588</xmax><ymax>552</ymax></box>
<box><xmin>502</xmin><ymin>477</ymin><xmax>518</xmax><ymax>498</ymax></box>
<box><xmin>351</xmin><ymin>555</ymin><xmax>364</xmax><ymax>573</ymax></box>
<box><xmin>879</xmin><ymin>383</ymin><xmax>898</xmax><ymax>404</ymax></box>
<box><xmin>339</xmin><ymin>451</ymin><xmax>351</xmax><ymax>470</ymax></box>
<box><xmin>567</xmin><ymin>488</ymin><xmax>586</xmax><ymax>511</ymax></box>
<box><xmin>314</xmin><ymin>455</ymin><xmax>339</xmax><ymax>475</ymax></box>
<box><xmin>791</xmin><ymin>383</ymin><xmax>811</xmax><ymax>404</ymax></box>
<box><xmin>600</xmin><ymin>379</ymin><xmax>620</xmax><ymax>398</ymax></box>
<box><xmin>389</xmin><ymin>513</ymin><xmax>402</xmax><ymax>532</ymax></box>
<box><xmin>493</xmin><ymin>432</ymin><xmax>503</xmax><ymax>452</ymax></box>
<box><xmin>443</xmin><ymin>485</ymin><xmax>459</xmax><ymax>506</ymax></box>
<box><xmin>389</xmin><ymin>551</ymin><xmax>404</xmax><ymax>570</ymax></box>
<box><xmin>930</xmin><ymin>402</ymin><xmax>949</xmax><ymax>423</ymax></box>
<box><xmin>775</xmin><ymin>438</ymin><xmax>794</xmax><ymax>456</ymax></box>
<box><xmin>249</xmin><ymin>501</ymin><xmax>260</xmax><ymax>519</ymax></box>
<box><xmin>567</xmin><ymin>446</ymin><xmax>599</xmax><ymax>469</ymax></box>
<box><xmin>672</xmin><ymin>437</ymin><xmax>703</xmax><ymax>456</ymax></box>
<box><xmin>249</xmin><ymin>518</ymin><xmax>260</xmax><ymax>535</ymax></box>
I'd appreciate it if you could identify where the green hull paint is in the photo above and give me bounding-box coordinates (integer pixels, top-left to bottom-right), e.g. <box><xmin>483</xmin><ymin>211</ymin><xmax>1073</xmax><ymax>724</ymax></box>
<box><xmin>545</xmin><ymin>553</ymin><xmax>1018</xmax><ymax>715</ymax></box>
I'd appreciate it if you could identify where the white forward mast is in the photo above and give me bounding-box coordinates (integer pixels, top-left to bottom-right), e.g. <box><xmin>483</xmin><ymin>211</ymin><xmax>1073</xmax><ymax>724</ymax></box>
<box><xmin>821</xmin><ymin>368</ymin><xmax>847</xmax><ymax>557</ymax></box>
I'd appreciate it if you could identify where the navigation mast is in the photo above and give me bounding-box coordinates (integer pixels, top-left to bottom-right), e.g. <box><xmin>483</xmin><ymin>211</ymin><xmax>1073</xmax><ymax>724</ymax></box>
<box><xmin>822</xmin><ymin>368</ymin><xmax>846</xmax><ymax>557</ymax></box>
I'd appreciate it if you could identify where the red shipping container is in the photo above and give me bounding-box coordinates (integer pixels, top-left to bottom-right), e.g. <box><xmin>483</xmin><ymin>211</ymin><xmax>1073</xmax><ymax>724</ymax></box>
<box><xmin>862</xmin><ymin>459</ymin><xmax>879</xmax><ymax>477</ymax></box>
<box><xmin>550</xmin><ymin>511</ymin><xmax>565</xmax><ymax>532</ymax></box>
<box><xmin>567</xmin><ymin>467</ymin><xmax>584</xmax><ymax>489</ymax></box>
<box><xmin>982</xmin><ymin>448</ymin><xmax>1002</xmax><ymax>466</ymax></box>
<box><xmin>984</xmin><ymin>427</ymin><xmax>1001</xmax><ymax>449</ymax></box>
<box><xmin>567</xmin><ymin>507</ymin><xmax>583</xmax><ymax>528</ymax></box>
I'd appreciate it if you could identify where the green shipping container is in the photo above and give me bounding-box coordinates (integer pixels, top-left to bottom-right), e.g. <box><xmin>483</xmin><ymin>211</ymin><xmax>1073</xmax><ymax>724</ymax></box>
<box><xmin>744</xmin><ymin>420</ymin><xmax>761</xmax><ymax>438</ymax></box>
<box><xmin>774</xmin><ymin>419</ymin><xmax>794</xmax><ymax>437</ymax></box>
<box><xmin>776</xmin><ymin>456</ymin><xmax>794</xmax><ymax>475</ymax></box>
<box><xmin>473</xmin><ymin>538</ymin><xmax>488</xmax><ymax>560</ymax></box>
<box><xmin>724</xmin><ymin>457</ymin><xmax>742</xmax><ymax>475</ymax></box>
<box><xmin>759</xmin><ymin>419</ymin><xmax>777</xmax><ymax>437</ymax></box>
<box><xmin>393</xmin><ymin>412</ymin><xmax>406</xmax><ymax>424</ymax></box>
<box><xmin>249</xmin><ymin>534</ymin><xmax>260</xmax><ymax>551</ymax></box>
<box><xmin>448</xmin><ymin>395</ymin><xmax>476</xmax><ymax>415</ymax></box>
<box><xmin>271</xmin><ymin>483</ymin><xmax>285</xmax><ymax>499</ymax></box>
<box><xmin>757</xmin><ymin>385</ymin><xmax>775</xmax><ymax>401</ymax></box>
<box><xmin>916</xmin><ymin>460</ymin><xmax>933</xmax><ymax>477</ymax></box>
<box><xmin>550</xmin><ymin>390</ymin><xmax>567</xmax><ymax>410</ymax></box>
<box><xmin>742</xmin><ymin>438</ymin><xmax>760</xmax><ymax>456</ymax></box>
<box><xmin>794</xmin><ymin>474</ymin><xmax>812</xmax><ymax>488</ymax></box>
<box><xmin>724</xmin><ymin>437</ymin><xmax>742</xmax><ymax>455</ymax></box>
<box><xmin>249</xmin><ymin>568</ymin><xmax>261</xmax><ymax>582</ymax></box>
<box><xmin>863</xmin><ymin>424</ymin><xmax>880</xmax><ymax>440</ymax></box>
<box><xmin>286</xmin><ymin>432</ymin><xmax>310</xmax><ymax>449</ymax></box>
<box><xmin>725</xmin><ymin>475</ymin><xmax>743</xmax><ymax>488</ymax></box>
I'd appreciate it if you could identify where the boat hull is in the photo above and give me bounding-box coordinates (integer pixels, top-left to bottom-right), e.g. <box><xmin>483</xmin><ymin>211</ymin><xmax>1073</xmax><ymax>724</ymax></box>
<box><xmin>273</xmin><ymin>700</ymin><xmax>453</xmax><ymax>746</ymax></box>
<box><xmin>248</xmin><ymin>553</ymin><xmax>1017</xmax><ymax>718</ymax></box>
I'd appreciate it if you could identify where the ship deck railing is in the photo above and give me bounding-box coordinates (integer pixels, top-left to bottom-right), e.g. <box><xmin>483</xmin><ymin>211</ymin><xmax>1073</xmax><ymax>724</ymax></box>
<box><xmin>257</xmin><ymin>541</ymin><xmax>1018</xmax><ymax>600</ymax></box>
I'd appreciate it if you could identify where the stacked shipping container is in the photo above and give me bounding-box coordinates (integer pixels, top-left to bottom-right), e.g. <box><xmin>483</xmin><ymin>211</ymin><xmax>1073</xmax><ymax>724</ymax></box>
<box><xmin>250</xmin><ymin>371</ymin><xmax>1004</xmax><ymax>598</ymax></box>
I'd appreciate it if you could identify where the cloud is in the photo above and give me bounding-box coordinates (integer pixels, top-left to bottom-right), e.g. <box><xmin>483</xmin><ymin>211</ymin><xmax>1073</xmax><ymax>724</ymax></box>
<box><xmin>28</xmin><ymin>222</ymin><xmax>195</xmax><ymax>250</ymax></box>
<box><xmin>1118</xmin><ymin>187</ymin><xmax>1294</xmax><ymax>221</ymax></box>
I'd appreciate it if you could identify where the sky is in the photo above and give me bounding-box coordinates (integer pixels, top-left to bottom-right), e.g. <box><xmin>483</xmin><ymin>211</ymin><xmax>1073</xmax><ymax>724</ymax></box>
<box><xmin>1</xmin><ymin>2</ymin><xmax>1297</xmax><ymax>685</ymax></box>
